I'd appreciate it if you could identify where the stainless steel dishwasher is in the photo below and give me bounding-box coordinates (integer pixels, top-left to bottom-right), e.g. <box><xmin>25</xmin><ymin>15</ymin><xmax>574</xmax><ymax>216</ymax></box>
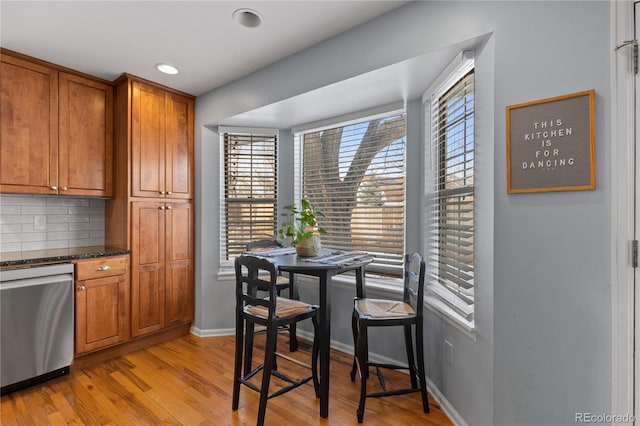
<box><xmin>1</xmin><ymin>263</ymin><xmax>74</xmax><ymax>395</ymax></box>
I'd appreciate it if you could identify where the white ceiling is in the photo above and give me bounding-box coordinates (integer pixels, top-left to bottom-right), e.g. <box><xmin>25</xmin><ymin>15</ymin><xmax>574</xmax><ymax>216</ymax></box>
<box><xmin>1</xmin><ymin>1</ymin><xmax>481</xmax><ymax>129</ymax></box>
<box><xmin>0</xmin><ymin>1</ymin><xmax>408</xmax><ymax>97</ymax></box>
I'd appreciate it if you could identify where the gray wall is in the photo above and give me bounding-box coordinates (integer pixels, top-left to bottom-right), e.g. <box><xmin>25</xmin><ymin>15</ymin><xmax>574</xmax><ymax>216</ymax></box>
<box><xmin>194</xmin><ymin>2</ymin><xmax>612</xmax><ymax>425</ymax></box>
<box><xmin>492</xmin><ymin>2</ymin><xmax>611</xmax><ymax>424</ymax></box>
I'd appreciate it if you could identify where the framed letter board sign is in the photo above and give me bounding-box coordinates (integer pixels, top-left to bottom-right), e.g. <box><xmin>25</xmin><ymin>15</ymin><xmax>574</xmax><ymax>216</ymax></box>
<box><xmin>506</xmin><ymin>89</ymin><xmax>595</xmax><ymax>193</ymax></box>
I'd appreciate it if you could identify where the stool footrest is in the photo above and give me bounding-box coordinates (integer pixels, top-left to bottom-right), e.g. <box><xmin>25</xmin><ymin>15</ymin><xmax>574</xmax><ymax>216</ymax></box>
<box><xmin>368</xmin><ymin>387</ymin><xmax>422</xmax><ymax>398</ymax></box>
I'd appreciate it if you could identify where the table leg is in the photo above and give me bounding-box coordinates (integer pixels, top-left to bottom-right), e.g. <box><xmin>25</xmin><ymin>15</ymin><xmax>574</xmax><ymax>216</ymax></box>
<box><xmin>355</xmin><ymin>266</ymin><xmax>366</xmax><ymax>298</ymax></box>
<box><xmin>289</xmin><ymin>273</ymin><xmax>299</xmax><ymax>352</ymax></box>
<box><xmin>318</xmin><ymin>272</ymin><xmax>331</xmax><ymax>418</ymax></box>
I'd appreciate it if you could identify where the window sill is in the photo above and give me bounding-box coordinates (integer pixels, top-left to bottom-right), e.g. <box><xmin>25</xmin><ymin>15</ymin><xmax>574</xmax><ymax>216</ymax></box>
<box><xmin>424</xmin><ymin>295</ymin><xmax>476</xmax><ymax>341</ymax></box>
<box><xmin>218</xmin><ymin>266</ymin><xmax>404</xmax><ymax>295</ymax></box>
<box><xmin>217</xmin><ymin>267</ymin><xmax>234</xmax><ymax>281</ymax></box>
<box><xmin>332</xmin><ymin>273</ymin><xmax>403</xmax><ymax>296</ymax></box>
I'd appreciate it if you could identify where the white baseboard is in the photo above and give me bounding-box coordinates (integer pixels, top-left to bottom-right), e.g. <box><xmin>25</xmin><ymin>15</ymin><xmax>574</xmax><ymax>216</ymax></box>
<box><xmin>190</xmin><ymin>326</ymin><xmax>235</xmax><ymax>337</ymax></box>
<box><xmin>425</xmin><ymin>377</ymin><xmax>467</xmax><ymax>426</ymax></box>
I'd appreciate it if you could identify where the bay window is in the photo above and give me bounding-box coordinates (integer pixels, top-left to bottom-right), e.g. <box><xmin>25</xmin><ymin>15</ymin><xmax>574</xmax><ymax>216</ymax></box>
<box><xmin>295</xmin><ymin>110</ymin><xmax>406</xmax><ymax>277</ymax></box>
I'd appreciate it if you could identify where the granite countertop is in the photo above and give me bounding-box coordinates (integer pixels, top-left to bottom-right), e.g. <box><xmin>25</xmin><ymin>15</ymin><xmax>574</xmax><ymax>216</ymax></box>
<box><xmin>0</xmin><ymin>246</ymin><xmax>130</xmax><ymax>268</ymax></box>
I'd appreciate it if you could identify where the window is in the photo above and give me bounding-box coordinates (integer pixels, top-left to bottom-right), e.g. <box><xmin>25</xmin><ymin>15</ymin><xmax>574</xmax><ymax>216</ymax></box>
<box><xmin>295</xmin><ymin>110</ymin><xmax>406</xmax><ymax>276</ymax></box>
<box><xmin>222</xmin><ymin>132</ymin><xmax>277</xmax><ymax>260</ymax></box>
<box><xmin>425</xmin><ymin>52</ymin><xmax>475</xmax><ymax>324</ymax></box>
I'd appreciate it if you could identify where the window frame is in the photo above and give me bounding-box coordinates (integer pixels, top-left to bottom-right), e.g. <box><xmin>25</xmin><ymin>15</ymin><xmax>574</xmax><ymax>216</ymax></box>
<box><xmin>423</xmin><ymin>51</ymin><xmax>476</xmax><ymax>332</ymax></box>
<box><xmin>219</xmin><ymin>127</ymin><xmax>279</xmax><ymax>267</ymax></box>
<box><xmin>293</xmin><ymin>107</ymin><xmax>408</xmax><ymax>281</ymax></box>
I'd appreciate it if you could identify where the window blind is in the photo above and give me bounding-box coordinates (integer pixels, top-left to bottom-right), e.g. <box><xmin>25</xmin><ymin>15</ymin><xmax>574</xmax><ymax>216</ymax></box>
<box><xmin>426</xmin><ymin>70</ymin><xmax>475</xmax><ymax>321</ymax></box>
<box><xmin>299</xmin><ymin>112</ymin><xmax>406</xmax><ymax>276</ymax></box>
<box><xmin>223</xmin><ymin>132</ymin><xmax>277</xmax><ymax>259</ymax></box>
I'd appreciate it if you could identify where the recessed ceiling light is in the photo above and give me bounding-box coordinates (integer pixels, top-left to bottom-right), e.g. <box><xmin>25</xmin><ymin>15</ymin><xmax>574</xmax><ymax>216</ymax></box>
<box><xmin>155</xmin><ymin>63</ymin><xmax>179</xmax><ymax>75</ymax></box>
<box><xmin>232</xmin><ymin>8</ymin><xmax>262</xmax><ymax>28</ymax></box>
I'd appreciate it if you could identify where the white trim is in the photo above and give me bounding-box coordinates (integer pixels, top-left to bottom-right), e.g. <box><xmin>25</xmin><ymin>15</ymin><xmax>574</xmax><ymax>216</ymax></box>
<box><xmin>217</xmin><ymin>267</ymin><xmax>235</xmax><ymax>280</ymax></box>
<box><xmin>426</xmin><ymin>283</ymin><xmax>474</xmax><ymax>318</ymax></box>
<box><xmin>217</xmin><ymin>125</ymin><xmax>278</xmax><ymax>136</ymax></box>
<box><xmin>190</xmin><ymin>326</ymin><xmax>235</xmax><ymax>337</ymax></box>
<box><xmin>425</xmin><ymin>295</ymin><xmax>477</xmax><ymax>341</ymax></box>
<box><xmin>423</xmin><ymin>50</ymin><xmax>477</xmax><ymax>329</ymax></box>
<box><xmin>422</xmin><ymin>50</ymin><xmax>474</xmax><ymax>104</ymax></box>
<box><xmin>635</xmin><ymin>6</ymin><xmax>639</xmax><ymax>423</ymax></box>
<box><xmin>426</xmin><ymin>377</ymin><xmax>468</xmax><ymax>426</ymax></box>
<box><xmin>291</xmin><ymin>101</ymin><xmax>404</xmax><ymax>134</ymax></box>
<box><xmin>610</xmin><ymin>0</ymin><xmax>635</xmax><ymax>424</ymax></box>
<box><xmin>219</xmin><ymin>132</ymin><xmax>227</xmax><ymax>264</ymax></box>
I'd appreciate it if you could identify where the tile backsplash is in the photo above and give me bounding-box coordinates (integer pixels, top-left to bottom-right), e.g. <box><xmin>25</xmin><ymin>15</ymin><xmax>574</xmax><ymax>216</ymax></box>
<box><xmin>0</xmin><ymin>194</ymin><xmax>105</xmax><ymax>253</ymax></box>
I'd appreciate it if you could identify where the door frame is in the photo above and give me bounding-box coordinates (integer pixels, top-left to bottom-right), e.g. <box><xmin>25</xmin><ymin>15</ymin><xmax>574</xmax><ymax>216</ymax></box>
<box><xmin>635</xmin><ymin>2</ymin><xmax>639</xmax><ymax>420</ymax></box>
<box><xmin>611</xmin><ymin>1</ymin><xmax>636</xmax><ymax>424</ymax></box>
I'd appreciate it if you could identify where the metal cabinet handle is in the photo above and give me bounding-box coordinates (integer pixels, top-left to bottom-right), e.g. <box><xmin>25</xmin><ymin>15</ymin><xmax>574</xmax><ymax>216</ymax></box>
<box><xmin>166</xmin><ymin>206</ymin><xmax>172</xmax><ymax>210</ymax></box>
<box><xmin>167</xmin><ymin>191</ymin><xmax>172</xmax><ymax>195</ymax></box>
<box><xmin>160</xmin><ymin>191</ymin><xmax>166</xmax><ymax>195</ymax></box>
<box><xmin>160</xmin><ymin>205</ymin><xmax>166</xmax><ymax>210</ymax></box>
<box><xmin>96</xmin><ymin>265</ymin><xmax>111</xmax><ymax>271</ymax></box>
<box><xmin>77</xmin><ymin>286</ymin><xmax>86</xmax><ymax>292</ymax></box>
<box><xmin>60</xmin><ymin>186</ymin><xmax>68</xmax><ymax>191</ymax></box>
<box><xmin>51</xmin><ymin>185</ymin><xmax>58</xmax><ymax>190</ymax></box>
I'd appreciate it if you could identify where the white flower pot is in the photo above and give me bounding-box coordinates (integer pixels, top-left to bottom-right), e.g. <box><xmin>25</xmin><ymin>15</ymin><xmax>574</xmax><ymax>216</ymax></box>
<box><xmin>295</xmin><ymin>234</ymin><xmax>321</xmax><ymax>257</ymax></box>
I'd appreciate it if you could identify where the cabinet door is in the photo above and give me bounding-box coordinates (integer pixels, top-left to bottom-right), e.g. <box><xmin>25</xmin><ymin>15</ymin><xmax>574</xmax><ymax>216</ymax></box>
<box><xmin>59</xmin><ymin>72</ymin><xmax>113</xmax><ymax>197</ymax></box>
<box><xmin>165</xmin><ymin>92</ymin><xmax>193</xmax><ymax>199</ymax></box>
<box><xmin>131</xmin><ymin>81</ymin><xmax>166</xmax><ymax>198</ymax></box>
<box><xmin>164</xmin><ymin>202</ymin><xmax>193</xmax><ymax>327</ymax></box>
<box><xmin>0</xmin><ymin>54</ymin><xmax>58</xmax><ymax>194</ymax></box>
<box><xmin>131</xmin><ymin>201</ymin><xmax>165</xmax><ymax>337</ymax></box>
<box><xmin>75</xmin><ymin>275</ymin><xmax>128</xmax><ymax>354</ymax></box>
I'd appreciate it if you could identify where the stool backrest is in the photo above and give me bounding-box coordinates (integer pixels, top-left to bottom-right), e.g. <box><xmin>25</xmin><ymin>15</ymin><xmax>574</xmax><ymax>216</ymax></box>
<box><xmin>235</xmin><ymin>255</ymin><xmax>279</xmax><ymax>319</ymax></box>
<box><xmin>403</xmin><ymin>252</ymin><xmax>426</xmax><ymax>316</ymax></box>
<box><xmin>245</xmin><ymin>239</ymin><xmax>282</xmax><ymax>252</ymax></box>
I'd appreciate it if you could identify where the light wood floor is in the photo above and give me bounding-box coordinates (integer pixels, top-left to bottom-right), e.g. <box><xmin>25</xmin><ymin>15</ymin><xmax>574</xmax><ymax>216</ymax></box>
<box><xmin>1</xmin><ymin>333</ymin><xmax>453</xmax><ymax>425</ymax></box>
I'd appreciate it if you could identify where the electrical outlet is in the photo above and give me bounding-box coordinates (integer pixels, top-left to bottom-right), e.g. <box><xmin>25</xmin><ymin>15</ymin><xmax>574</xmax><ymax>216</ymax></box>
<box><xmin>34</xmin><ymin>215</ymin><xmax>46</xmax><ymax>230</ymax></box>
<box><xmin>444</xmin><ymin>340</ymin><xmax>454</xmax><ymax>366</ymax></box>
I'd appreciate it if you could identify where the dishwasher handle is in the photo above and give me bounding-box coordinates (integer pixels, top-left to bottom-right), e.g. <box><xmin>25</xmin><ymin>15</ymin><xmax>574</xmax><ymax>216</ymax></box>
<box><xmin>0</xmin><ymin>273</ymin><xmax>74</xmax><ymax>291</ymax></box>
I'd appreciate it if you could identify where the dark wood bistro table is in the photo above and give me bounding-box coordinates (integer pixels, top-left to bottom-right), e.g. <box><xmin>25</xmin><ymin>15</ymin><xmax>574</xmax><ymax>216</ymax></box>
<box><xmin>241</xmin><ymin>248</ymin><xmax>373</xmax><ymax>419</ymax></box>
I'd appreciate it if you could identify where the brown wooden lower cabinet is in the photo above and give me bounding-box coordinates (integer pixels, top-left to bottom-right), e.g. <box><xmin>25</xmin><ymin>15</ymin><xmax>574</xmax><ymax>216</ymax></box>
<box><xmin>74</xmin><ymin>255</ymin><xmax>129</xmax><ymax>355</ymax></box>
<box><xmin>131</xmin><ymin>201</ymin><xmax>193</xmax><ymax>337</ymax></box>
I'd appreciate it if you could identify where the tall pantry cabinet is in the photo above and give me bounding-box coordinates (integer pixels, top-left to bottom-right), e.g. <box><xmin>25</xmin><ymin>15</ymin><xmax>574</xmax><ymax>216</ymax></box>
<box><xmin>106</xmin><ymin>74</ymin><xmax>194</xmax><ymax>338</ymax></box>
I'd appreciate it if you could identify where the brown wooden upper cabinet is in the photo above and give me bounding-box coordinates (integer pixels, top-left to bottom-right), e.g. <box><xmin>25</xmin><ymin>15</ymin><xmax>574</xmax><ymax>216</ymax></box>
<box><xmin>129</xmin><ymin>79</ymin><xmax>194</xmax><ymax>199</ymax></box>
<box><xmin>0</xmin><ymin>50</ymin><xmax>113</xmax><ymax>197</ymax></box>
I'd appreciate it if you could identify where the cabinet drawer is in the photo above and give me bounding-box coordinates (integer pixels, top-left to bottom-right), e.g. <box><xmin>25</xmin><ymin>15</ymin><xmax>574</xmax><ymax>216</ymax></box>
<box><xmin>75</xmin><ymin>256</ymin><xmax>126</xmax><ymax>280</ymax></box>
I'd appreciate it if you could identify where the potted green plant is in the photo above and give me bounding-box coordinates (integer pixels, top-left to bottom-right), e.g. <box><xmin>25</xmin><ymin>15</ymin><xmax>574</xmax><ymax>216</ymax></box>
<box><xmin>277</xmin><ymin>199</ymin><xmax>326</xmax><ymax>256</ymax></box>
